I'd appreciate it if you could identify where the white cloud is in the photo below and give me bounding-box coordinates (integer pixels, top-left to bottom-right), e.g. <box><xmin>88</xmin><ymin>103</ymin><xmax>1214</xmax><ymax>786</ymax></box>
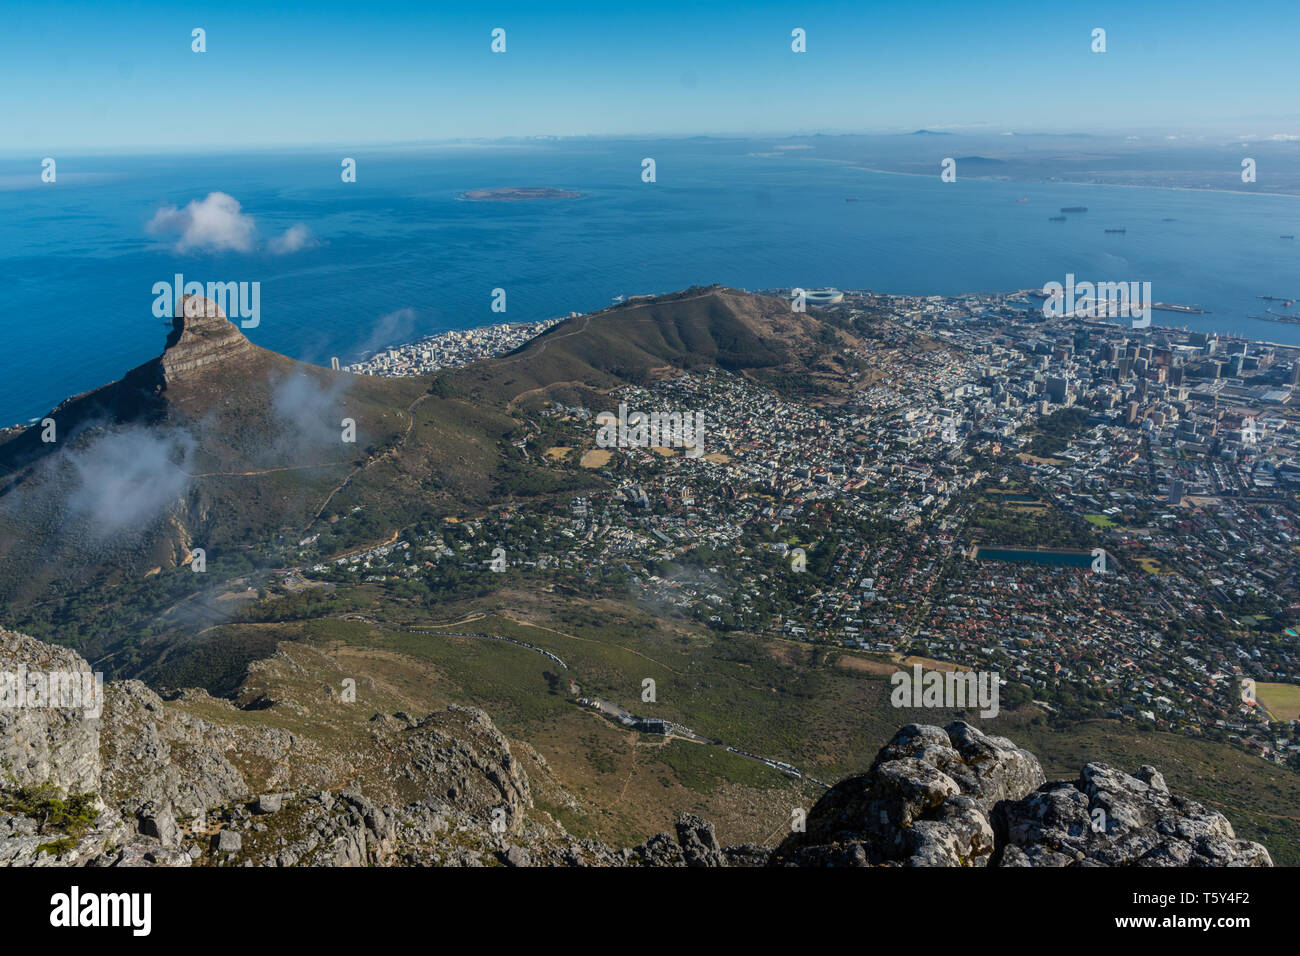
<box><xmin>147</xmin><ymin>192</ymin><xmax>321</xmax><ymax>255</ymax></box>
<box><xmin>64</xmin><ymin>426</ymin><xmax>196</xmax><ymax>538</ymax></box>
<box><xmin>267</xmin><ymin>223</ymin><xmax>318</xmax><ymax>255</ymax></box>
<box><xmin>146</xmin><ymin>191</ymin><xmax>256</xmax><ymax>253</ymax></box>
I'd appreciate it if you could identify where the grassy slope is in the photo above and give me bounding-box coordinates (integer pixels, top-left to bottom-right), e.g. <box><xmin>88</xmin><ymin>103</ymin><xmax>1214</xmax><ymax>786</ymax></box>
<box><xmin>184</xmin><ymin>595</ymin><xmax>1300</xmax><ymax>861</ymax></box>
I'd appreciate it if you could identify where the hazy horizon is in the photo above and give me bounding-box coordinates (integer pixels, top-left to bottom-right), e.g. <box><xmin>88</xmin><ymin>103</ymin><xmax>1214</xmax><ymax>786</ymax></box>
<box><xmin>9</xmin><ymin>126</ymin><xmax>1300</xmax><ymax>159</ymax></box>
<box><xmin>5</xmin><ymin>0</ymin><xmax>1300</xmax><ymax>152</ymax></box>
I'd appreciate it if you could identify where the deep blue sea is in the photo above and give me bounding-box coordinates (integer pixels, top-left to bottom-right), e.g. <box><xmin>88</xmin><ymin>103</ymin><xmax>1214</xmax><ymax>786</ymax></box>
<box><xmin>2</xmin><ymin>137</ymin><xmax>1299</xmax><ymax>427</ymax></box>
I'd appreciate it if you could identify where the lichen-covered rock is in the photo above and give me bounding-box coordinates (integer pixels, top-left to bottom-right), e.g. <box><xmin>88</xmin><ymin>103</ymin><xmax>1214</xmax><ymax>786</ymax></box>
<box><xmin>99</xmin><ymin>679</ymin><xmax>249</xmax><ymax>820</ymax></box>
<box><xmin>387</xmin><ymin>706</ymin><xmax>532</xmax><ymax>836</ymax></box>
<box><xmin>773</xmin><ymin>722</ymin><xmax>1043</xmax><ymax>867</ymax></box>
<box><xmin>675</xmin><ymin>814</ymin><xmax>725</xmax><ymax>867</ymax></box>
<box><xmin>136</xmin><ymin>801</ymin><xmax>180</xmax><ymax>847</ymax></box>
<box><xmin>944</xmin><ymin>722</ymin><xmax>1047</xmax><ymax>812</ymax></box>
<box><xmin>721</xmin><ymin>844</ymin><xmax>771</xmax><ymax>867</ymax></box>
<box><xmin>996</xmin><ymin>762</ymin><xmax>1273</xmax><ymax>867</ymax></box>
<box><xmin>630</xmin><ymin>831</ymin><xmax>685</xmax><ymax>867</ymax></box>
<box><xmin>0</xmin><ymin>629</ymin><xmax>101</xmax><ymax>794</ymax></box>
<box><xmin>254</xmin><ymin>793</ymin><xmax>282</xmax><ymax>814</ymax></box>
<box><xmin>773</xmin><ymin>722</ymin><xmax>1272</xmax><ymax>868</ymax></box>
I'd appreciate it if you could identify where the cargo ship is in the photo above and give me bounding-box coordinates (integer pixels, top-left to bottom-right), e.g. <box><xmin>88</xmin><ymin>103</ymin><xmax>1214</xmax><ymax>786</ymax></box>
<box><xmin>1048</xmin><ymin>215</ymin><xmax>1066</xmax><ymax>221</ymax></box>
<box><xmin>1061</xmin><ymin>206</ymin><xmax>1088</xmax><ymax>212</ymax></box>
<box><xmin>1105</xmin><ymin>228</ymin><xmax>1127</xmax><ymax>234</ymax></box>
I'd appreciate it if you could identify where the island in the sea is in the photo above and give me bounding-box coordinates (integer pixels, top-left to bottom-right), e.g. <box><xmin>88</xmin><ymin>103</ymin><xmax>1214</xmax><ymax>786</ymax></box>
<box><xmin>459</xmin><ymin>186</ymin><xmax>584</xmax><ymax>201</ymax></box>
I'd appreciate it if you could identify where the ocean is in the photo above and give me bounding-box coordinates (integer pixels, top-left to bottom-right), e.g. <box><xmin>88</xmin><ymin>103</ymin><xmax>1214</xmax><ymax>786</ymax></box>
<box><xmin>2</xmin><ymin>137</ymin><xmax>1299</xmax><ymax>427</ymax></box>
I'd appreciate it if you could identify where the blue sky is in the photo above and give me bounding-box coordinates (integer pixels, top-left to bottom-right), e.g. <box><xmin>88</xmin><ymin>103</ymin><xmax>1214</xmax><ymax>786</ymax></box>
<box><xmin>4</xmin><ymin>0</ymin><xmax>1299</xmax><ymax>151</ymax></box>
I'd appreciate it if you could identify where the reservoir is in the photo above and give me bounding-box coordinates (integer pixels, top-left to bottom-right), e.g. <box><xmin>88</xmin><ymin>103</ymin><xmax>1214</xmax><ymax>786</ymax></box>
<box><xmin>973</xmin><ymin>546</ymin><xmax>1096</xmax><ymax>569</ymax></box>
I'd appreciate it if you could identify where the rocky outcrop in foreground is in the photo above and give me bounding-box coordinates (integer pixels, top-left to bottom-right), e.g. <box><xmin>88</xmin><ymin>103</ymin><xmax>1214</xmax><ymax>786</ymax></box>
<box><xmin>0</xmin><ymin>629</ymin><xmax>1274</xmax><ymax>867</ymax></box>
<box><xmin>772</xmin><ymin>722</ymin><xmax>1271</xmax><ymax>867</ymax></box>
<box><xmin>0</xmin><ymin>631</ymin><xmax>100</xmax><ymax>796</ymax></box>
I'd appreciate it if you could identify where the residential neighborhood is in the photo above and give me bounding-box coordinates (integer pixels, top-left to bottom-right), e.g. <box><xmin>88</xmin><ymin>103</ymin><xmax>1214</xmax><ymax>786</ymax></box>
<box><xmin>292</xmin><ymin>289</ymin><xmax>1300</xmax><ymax>770</ymax></box>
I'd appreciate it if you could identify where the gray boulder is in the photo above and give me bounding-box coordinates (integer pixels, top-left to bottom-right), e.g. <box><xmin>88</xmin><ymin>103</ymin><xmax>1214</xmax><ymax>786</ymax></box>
<box><xmin>254</xmin><ymin>793</ymin><xmax>283</xmax><ymax>814</ymax></box>
<box><xmin>213</xmin><ymin>829</ymin><xmax>242</xmax><ymax>854</ymax></box>
<box><xmin>675</xmin><ymin>814</ymin><xmax>725</xmax><ymax>867</ymax></box>
<box><xmin>996</xmin><ymin>762</ymin><xmax>1273</xmax><ymax>867</ymax></box>
<box><xmin>137</xmin><ymin>802</ymin><xmax>180</xmax><ymax>847</ymax></box>
<box><xmin>774</xmin><ymin>722</ymin><xmax>1042</xmax><ymax>867</ymax></box>
<box><xmin>774</xmin><ymin>722</ymin><xmax>1272</xmax><ymax>868</ymax></box>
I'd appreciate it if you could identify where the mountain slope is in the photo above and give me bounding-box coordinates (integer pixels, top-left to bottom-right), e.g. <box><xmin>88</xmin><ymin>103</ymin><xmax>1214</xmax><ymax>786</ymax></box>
<box><xmin>0</xmin><ymin>627</ymin><xmax>1272</xmax><ymax>868</ymax></box>
<box><xmin>0</xmin><ymin>297</ymin><xmax>431</xmax><ymax>604</ymax></box>
<box><xmin>0</xmin><ymin>286</ymin><xmax>856</xmax><ymax>613</ymax></box>
<box><xmin>449</xmin><ymin>285</ymin><xmax>862</xmax><ymax>411</ymax></box>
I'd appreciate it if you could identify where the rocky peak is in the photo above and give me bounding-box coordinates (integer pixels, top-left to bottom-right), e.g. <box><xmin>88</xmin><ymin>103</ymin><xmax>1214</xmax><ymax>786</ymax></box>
<box><xmin>160</xmin><ymin>294</ymin><xmax>254</xmax><ymax>383</ymax></box>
